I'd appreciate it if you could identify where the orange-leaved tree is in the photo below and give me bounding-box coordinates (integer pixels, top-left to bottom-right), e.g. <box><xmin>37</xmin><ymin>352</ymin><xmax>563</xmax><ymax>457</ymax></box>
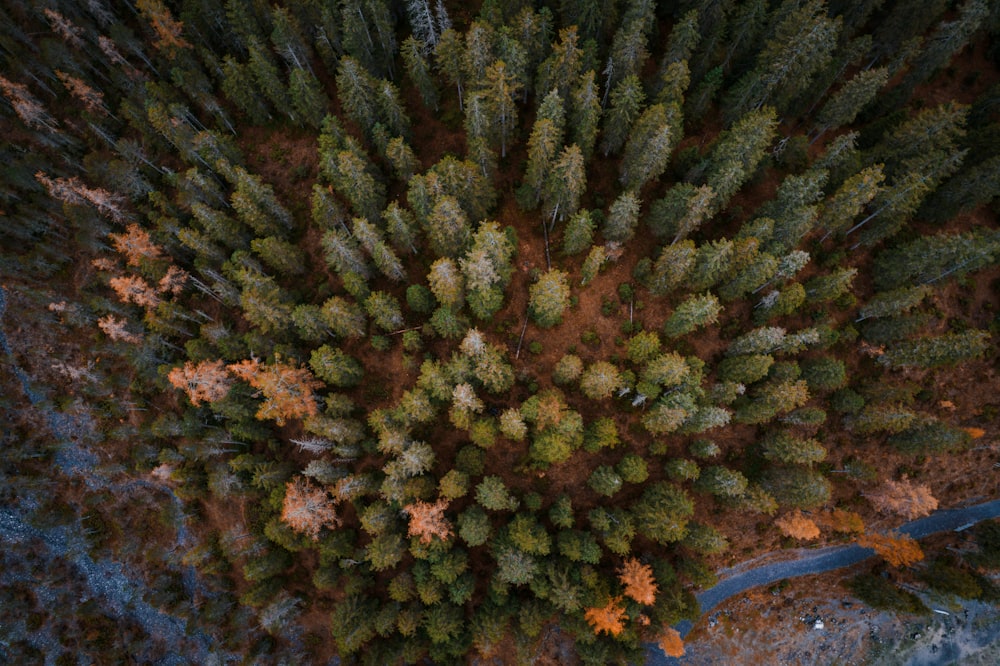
<box><xmin>281</xmin><ymin>476</ymin><xmax>340</xmax><ymax>540</ymax></box>
<box><xmin>865</xmin><ymin>478</ymin><xmax>938</xmax><ymax>520</ymax></box>
<box><xmin>584</xmin><ymin>596</ymin><xmax>627</xmax><ymax>636</ymax></box>
<box><xmin>97</xmin><ymin>314</ymin><xmax>142</xmax><ymax>344</ymax></box>
<box><xmin>167</xmin><ymin>360</ymin><xmax>232</xmax><ymax>406</ymax></box>
<box><xmin>136</xmin><ymin>0</ymin><xmax>192</xmax><ymax>56</ymax></box>
<box><xmin>404</xmin><ymin>498</ymin><xmax>453</xmax><ymax>544</ymax></box>
<box><xmin>775</xmin><ymin>510</ymin><xmax>820</xmax><ymax>540</ymax></box>
<box><xmin>619</xmin><ymin>558</ymin><xmax>658</xmax><ymax>605</ymax></box>
<box><xmin>657</xmin><ymin>626</ymin><xmax>685</xmax><ymax>658</ymax></box>
<box><xmin>109</xmin><ymin>223</ymin><xmax>162</xmax><ymax>266</ymax></box>
<box><xmin>857</xmin><ymin>531</ymin><xmax>924</xmax><ymax>568</ymax></box>
<box><xmin>820</xmin><ymin>508</ymin><xmax>865</xmax><ymax>534</ymax></box>
<box><xmin>227</xmin><ymin>356</ymin><xmax>322</xmax><ymax>425</ymax></box>
<box><xmin>158</xmin><ymin>265</ymin><xmax>189</xmax><ymax>295</ymax></box>
<box><xmin>109</xmin><ymin>274</ymin><xmax>161</xmax><ymax>309</ymax></box>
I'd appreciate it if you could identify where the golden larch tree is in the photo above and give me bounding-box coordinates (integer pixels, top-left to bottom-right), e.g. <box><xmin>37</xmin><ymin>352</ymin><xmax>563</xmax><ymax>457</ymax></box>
<box><xmin>775</xmin><ymin>510</ymin><xmax>820</xmax><ymax>540</ymax></box>
<box><xmin>865</xmin><ymin>478</ymin><xmax>938</xmax><ymax>520</ymax></box>
<box><xmin>55</xmin><ymin>70</ymin><xmax>105</xmax><ymax>114</ymax></box>
<box><xmin>167</xmin><ymin>360</ymin><xmax>232</xmax><ymax>406</ymax></box>
<box><xmin>619</xmin><ymin>558</ymin><xmax>658</xmax><ymax>605</ymax></box>
<box><xmin>857</xmin><ymin>531</ymin><xmax>924</xmax><ymax>568</ymax></box>
<box><xmin>227</xmin><ymin>356</ymin><xmax>322</xmax><ymax>426</ymax></box>
<box><xmin>820</xmin><ymin>508</ymin><xmax>865</xmax><ymax>534</ymax></box>
<box><xmin>109</xmin><ymin>224</ymin><xmax>162</xmax><ymax>266</ymax></box>
<box><xmin>136</xmin><ymin>0</ymin><xmax>192</xmax><ymax>56</ymax></box>
<box><xmin>158</xmin><ymin>265</ymin><xmax>189</xmax><ymax>295</ymax></box>
<box><xmin>110</xmin><ymin>275</ymin><xmax>161</xmax><ymax>309</ymax></box>
<box><xmin>97</xmin><ymin>314</ymin><xmax>142</xmax><ymax>344</ymax></box>
<box><xmin>281</xmin><ymin>477</ymin><xmax>340</xmax><ymax>540</ymax></box>
<box><xmin>584</xmin><ymin>596</ymin><xmax>627</xmax><ymax>636</ymax></box>
<box><xmin>404</xmin><ymin>499</ymin><xmax>453</xmax><ymax>544</ymax></box>
<box><xmin>657</xmin><ymin>626</ymin><xmax>685</xmax><ymax>658</ymax></box>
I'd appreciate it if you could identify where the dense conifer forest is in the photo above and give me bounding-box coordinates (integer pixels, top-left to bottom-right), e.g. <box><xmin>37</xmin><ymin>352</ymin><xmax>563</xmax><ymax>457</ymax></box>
<box><xmin>2</xmin><ymin>0</ymin><xmax>1000</xmax><ymax>663</ymax></box>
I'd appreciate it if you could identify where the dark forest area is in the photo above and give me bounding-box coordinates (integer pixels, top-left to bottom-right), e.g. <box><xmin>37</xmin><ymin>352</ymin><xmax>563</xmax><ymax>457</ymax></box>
<box><xmin>2</xmin><ymin>0</ymin><xmax>1000</xmax><ymax>663</ymax></box>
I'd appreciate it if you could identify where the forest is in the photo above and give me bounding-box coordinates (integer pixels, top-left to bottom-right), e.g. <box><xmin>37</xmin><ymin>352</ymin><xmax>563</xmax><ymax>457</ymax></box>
<box><xmin>1</xmin><ymin>0</ymin><xmax>999</xmax><ymax>663</ymax></box>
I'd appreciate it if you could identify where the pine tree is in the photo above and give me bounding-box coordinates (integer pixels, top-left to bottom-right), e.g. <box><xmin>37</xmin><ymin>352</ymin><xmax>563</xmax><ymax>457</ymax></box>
<box><xmin>536</xmin><ymin>26</ymin><xmax>583</xmax><ymax>103</ymax></box>
<box><xmin>663</xmin><ymin>292</ymin><xmax>722</xmax><ymax>338</ymax></box>
<box><xmin>631</xmin><ymin>481</ymin><xmax>694</xmax><ymax>545</ymax></box>
<box><xmin>428</xmin><ymin>258</ymin><xmax>465</xmax><ymax>308</ymax></box>
<box><xmin>321</xmin><ymin>296</ymin><xmax>367</xmax><ymax>338</ymax></box>
<box><xmin>604</xmin><ymin>18</ymin><xmax>650</xmax><ymax>99</ymax></box>
<box><xmin>435</xmin><ymin>28</ymin><xmax>466</xmax><ymax>108</ymax></box>
<box><xmin>579</xmin><ymin>245</ymin><xmax>607</xmax><ymax>286</ymax></box>
<box><xmin>619</xmin><ymin>103</ymin><xmax>681</xmax><ymax>191</ymax></box>
<box><xmin>873</xmin><ymin>229</ymin><xmax>1000</xmax><ymax>290</ymax></box>
<box><xmin>424</xmin><ymin>195</ymin><xmax>472</xmax><ymax>258</ymax></box>
<box><xmin>481</xmin><ymin>60</ymin><xmax>520</xmax><ymax>158</ymax></box>
<box><xmin>365</xmin><ymin>291</ymin><xmax>405</xmax><ymax>332</ymax></box>
<box><xmin>523</xmin><ymin>89</ymin><xmax>566</xmax><ymax>205</ymax></box>
<box><xmin>402</xmin><ymin>37</ymin><xmax>439</xmax><ymax>110</ymax></box>
<box><xmin>701</xmin><ymin>107</ymin><xmax>778</xmax><ymax>210</ymax></box>
<box><xmin>761</xmin><ymin>430</ymin><xmax>826</xmax><ymax>466</ymax></box>
<box><xmin>529</xmin><ymin>269</ymin><xmax>571</xmax><ymax>328</ymax></box>
<box><xmin>542</xmin><ymin>144</ymin><xmax>586</xmax><ymax>227</ymax></box>
<box><xmin>879</xmin><ymin>330</ymin><xmax>991</xmax><ymax>369</ymax></box>
<box><xmin>310</xmin><ymin>346</ymin><xmax>363</xmax><ymax>388</ymax></box>
<box><xmin>723</xmin><ymin>0</ymin><xmax>841</xmax><ymax>122</ymax></box>
<box><xmin>813</xmin><ymin>67</ymin><xmax>889</xmax><ymax>140</ymax></box>
<box><xmin>561</xmin><ymin>210</ymin><xmax>596</xmax><ymax>256</ymax></box>
<box><xmin>898</xmin><ymin>0</ymin><xmax>989</xmax><ymax>96</ymax></box>
<box><xmin>649</xmin><ymin>240</ymin><xmax>696</xmax><ymax>296</ymax></box>
<box><xmin>602</xmin><ymin>191</ymin><xmax>641</xmax><ymax>243</ymax></box>
<box><xmin>817</xmin><ymin>165</ymin><xmax>885</xmax><ymax>238</ymax></box>
<box><xmin>570</xmin><ymin>70</ymin><xmax>601</xmax><ymax>159</ymax></box>
<box><xmin>341</xmin><ymin>0</ymin><xmax>396</xmax><ymax>78</ymax></box>
<box><xmin>600</xmin><ymin>74</ymin><xmax>645</xmax><ymax>157</ymax></box>
<box><xmin>579</xmin><ymin>361</ymin><xmax>623</xmax><ymax>400</ymax></box>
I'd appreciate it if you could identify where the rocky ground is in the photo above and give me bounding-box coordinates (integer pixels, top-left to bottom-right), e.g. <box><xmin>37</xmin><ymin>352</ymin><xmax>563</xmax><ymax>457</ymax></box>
<box><xmin>680</xmin><ymin>573</ymin><xmax>1000</xmax><ymax>665</ymax></box>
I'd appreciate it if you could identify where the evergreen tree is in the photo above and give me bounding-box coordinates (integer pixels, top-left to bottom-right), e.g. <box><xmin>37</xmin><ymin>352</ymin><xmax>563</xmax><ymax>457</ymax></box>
<box><xmin>481</xmin><ymin>60</ymin><xmax>521</xmax><ymax>158</ymax></box>
<box><xmin>536</xmin><ymin>26</ymin><xmax>583</xmax><ymax>102</ymax></box>
<box><xmin>663</xmin><ymin>292</ymin><xmax>722</xmax><ymax>338</ymax></box>
<box><xmin>761</xmin><ymin>430</ymin><xmax>826</xmax><ymax>466</ymax></box>
<box><xmin>424</xmin><ymin>195</ymin><xmax>472</xmax><ymax>259</ymax></box>
<box><xmin>631</xmin><ymin>482</ymin><xmax>694</xmax><ymax>545</ymax></box>
<box><xmin>813</xmin><ymin>67</ymin><xmax>889</xmax><ymax>140</ymax></box>
<box><xmin>879</xmin><ymin>331</ymin><xmax>991</xmax><ymax>369</ymax></box>
<box><xmin>570</xmin><ymin>70</ymin><xmax>601</xmax><ymax>159</ymax></box>
<box><xmin>523</xmin><ymin>89</ymin><xmax>566</xmax><ymax>205</ymax></box>
<box><xmin>542</xmin><ymin>144</ymin><xmax>586</xmax><ymax>227</ymax></box>
<box><xmin>402</xmin><ymin>37</ymin><xmax>439</xmax><ymax>110</ymax></box>
<box><xmin>723</xmin><ymin>0</ymin><xmax>841</xmax><ymax>122</ymax></box>
<box><xmin>649</xmin><ymin>240</ymin><xmax>696</xmax><ymax>296</ymax></box>
<box><xmin>873</xmin><ymin>229</ymin><xmax>1000</xmax><ymax>290</ymax></box>
<box><xmin>561</xmin><ymin>210</ymin><xmax>596</xmax><ymax>256</ymax></box>
<box><xmin>817</xmin><ymin>165</ymin><xmax>885</xmax><ymax>238</ymax></box>
<box><xmin>528</xmin><ymin>269</ymin><xmax>571</xmax><ymax>328</ymax></box>
<box><xmin>602</xmin><ymin>191</ymin><xmax>641</xmax><ymax>243</ymax></box>
<box><xmin>435</xmin><ymin>28</ymin><xmax>467</xmax><ymax>108</ymax></box>
<box><xmin>619</xmin><ymin>103</ymin><xmax>681</xmax><ymax>191</ymax></box>
<box><xmin>700</xmin><ymin>107</ymin><xmax>778</xmax><ymax>210</ymax></box>
<box><xmin>600</xmin><ymin>74</ymin><xmax>645</xmax><ymax>157</ymax></box>
<box><xmin>341</xmin><ymin>0</ymin><xmax>396</xmax><ymax>78</ymax></box>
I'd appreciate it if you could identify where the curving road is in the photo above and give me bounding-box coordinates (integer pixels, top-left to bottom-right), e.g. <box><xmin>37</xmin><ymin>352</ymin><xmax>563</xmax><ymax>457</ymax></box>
<box><xmin>647</xmin><ymin>498</ymin><xmax>1000</xmax><ymax>665</ymax></box>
